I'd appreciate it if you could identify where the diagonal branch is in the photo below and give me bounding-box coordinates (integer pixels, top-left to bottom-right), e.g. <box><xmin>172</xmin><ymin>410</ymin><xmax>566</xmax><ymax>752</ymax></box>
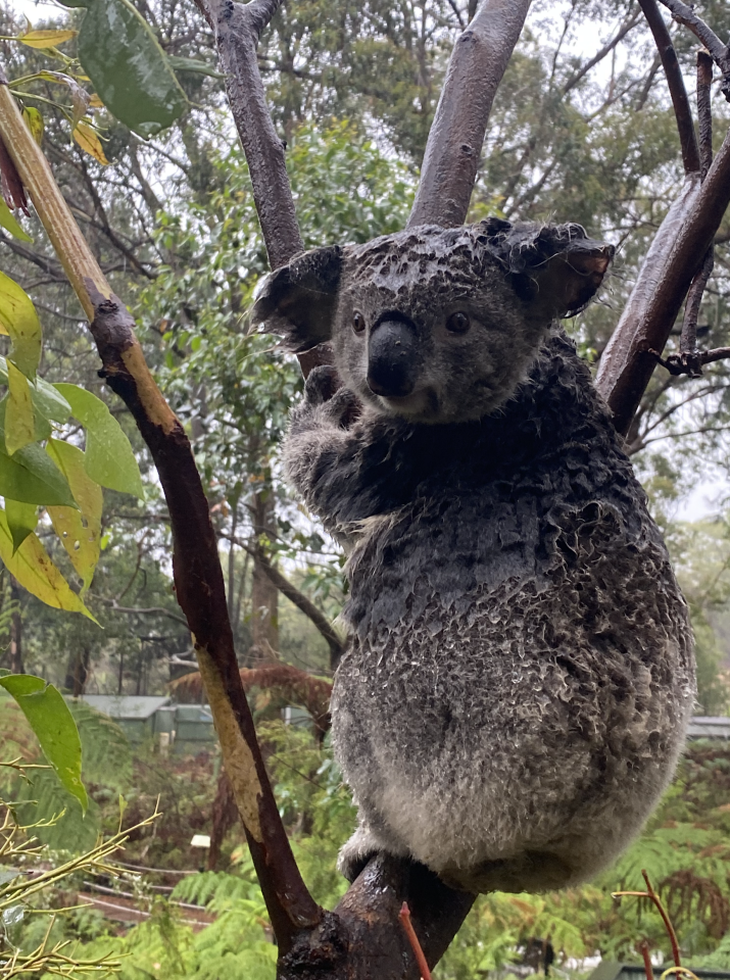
<box><xmin>562</xmin><ymin>10</ymin><xmax>642</xmax><ymax>96</ymax></box>
<box><xmin>0</xmin><ymin>65</ymin><xmax>322</xmax><ymax>956</ymax></box>
<box><xmin>637</xmin><ymin>0</ymin><xmax>700</xmax><ymax>175</ymax></box>
<box><xmin>656</xmin><ymin>0</ymin><xmax>730</xmax><ymax>98</ymax></box>
<box><xmin>596</xmin><ymin>119</ymin><xmax>730</xmax><ymax>435</ymax></box>
<box><xmin>407</xmin><ymin>0</ymin><xmax>531</xmax><ymax>228</ymax></box>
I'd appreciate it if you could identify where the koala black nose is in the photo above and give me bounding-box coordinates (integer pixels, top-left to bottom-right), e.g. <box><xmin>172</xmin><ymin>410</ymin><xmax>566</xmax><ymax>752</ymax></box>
<box><xmin>367</xmin><ymin>319</ymin><xmax>420</xmax><ymax>398</ymax></box>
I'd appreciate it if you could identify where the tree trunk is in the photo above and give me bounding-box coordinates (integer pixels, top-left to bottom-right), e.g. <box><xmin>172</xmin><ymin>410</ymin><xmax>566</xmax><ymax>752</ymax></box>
<box><xmin>64</xmin><ymin>645</ymin><xmax>90</xmax><ymax>696</ymax></box>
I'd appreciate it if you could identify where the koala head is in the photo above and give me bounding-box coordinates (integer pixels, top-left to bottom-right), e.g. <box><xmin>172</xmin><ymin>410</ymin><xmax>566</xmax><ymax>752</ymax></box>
<box><xmin>251</xmin><ymin>219</ymin><xmax>614</xmax><ymax>423</ymax></box>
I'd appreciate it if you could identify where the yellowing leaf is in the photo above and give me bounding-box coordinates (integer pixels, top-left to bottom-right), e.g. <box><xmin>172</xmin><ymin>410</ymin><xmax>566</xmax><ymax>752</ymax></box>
<box><xmin>6</xmin><ymin>361</ymin><xmax>36</xmax><ymax>455</ymax></box>
<box><xmin>0</xmin><ymin>199</ymin><xmax>31</xmax><ymax>242</ymax></box>
<box><xmin>23</xmin><ymin>107</ymin><xmax>44</xmax><ymax>145</ymax></box>
<box><xmin>72</xmin><ymin>121</ymin><xmax>108</xmax><ymax>165</ymax></box>
<box><xmin>19</xmin><ymin>28</ymin><xmax>78</xmax><ymax>48</ymax></box>
<box><xmin>46</xmin><ymin>439</ymin><xmax>102</xmax><ymax>594</ymax></box>
<box><xmin>89</xmin><ymin>93</ymin><xmax>104</xmax><ymax>108</ymax></box>
<box><xmin>0</xmin><ymin>509</ymin><xmax>98</xmax><ymax>622</ymax></box>
<box><xmin>0</xmin><ymin>272</ymin><xmax>41</xmax><ymax>377</ymax></box>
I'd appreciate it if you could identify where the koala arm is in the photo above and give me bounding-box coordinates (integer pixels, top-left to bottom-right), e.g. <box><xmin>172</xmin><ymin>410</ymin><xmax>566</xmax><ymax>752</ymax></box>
<box><xmin>284</xmin><ymin>366</ymin><xmax>382</xmax><ymax>534</ymax></box>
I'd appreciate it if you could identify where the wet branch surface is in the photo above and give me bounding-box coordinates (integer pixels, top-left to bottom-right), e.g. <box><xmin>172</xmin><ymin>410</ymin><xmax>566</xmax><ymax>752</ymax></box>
<box><xmin>637</xmin><ymin>0</ymin><xmax>700</xmax><ymax>175</ymax></box>
<box><xmin>0</xmin><ymin>67</ymin><xmax>321</xmax><ymax>957</ymax></box>
<box><xmin>407</xmin><ymin>0</ymin><xmax>532</xmax><ymax>228</ymax></box>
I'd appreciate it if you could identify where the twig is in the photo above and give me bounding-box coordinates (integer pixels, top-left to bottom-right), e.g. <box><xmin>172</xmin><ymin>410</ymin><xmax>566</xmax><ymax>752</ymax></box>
<box><xmin>656</xmin><ymin>0</ymin><xmax>730</xmax><ymax>99</ymax></box>
<box><xmin>649</xmin><ymin>344</ymin><xmax>730</xmax><ymax>377</ymax></box>
<box><xmin>407</xmin><ymin>0</ymin><xmax>531</xmax><ymax>228</ymax></box>
<box><xmin>613</xmin><ymin>869</ymin><xmax>681</xmax><ymax>968</ymax></box>
<box><xmin>562</xmin><ymin>10</ymin><xmax>642</xmax><ymax>96</ymax></box>
<box><xmin>637</xmin><ymin>0</ymin><xmax>700</xmax><ymax>175</ymax></box>
<box><xmin>640</xmin><ymin>940</ymin><xmax>655</xmax><ymax>980</ymax></box>
<box><xmin>400</xmin><ymin>902</ymin><xmax>432</xmax><ymax>980</ymax></box>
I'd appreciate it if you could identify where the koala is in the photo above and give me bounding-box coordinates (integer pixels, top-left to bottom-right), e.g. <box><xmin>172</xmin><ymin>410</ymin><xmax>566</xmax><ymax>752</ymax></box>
<box><xmin>251</xmin><ymin>219</ymin><xmax>695</xmax><ymax>895</ymax></box>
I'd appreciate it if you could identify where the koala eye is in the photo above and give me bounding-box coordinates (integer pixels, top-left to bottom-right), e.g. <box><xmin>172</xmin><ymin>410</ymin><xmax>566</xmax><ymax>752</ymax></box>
<box><xmin>446</xmin><ymin>312</ymin><xmax>470</xmax><ymax>334</ymax></box>
<box><xmin>353</xmin><ymin>311</ymin><xmax>366</xmax><ymax>334</ymax></box>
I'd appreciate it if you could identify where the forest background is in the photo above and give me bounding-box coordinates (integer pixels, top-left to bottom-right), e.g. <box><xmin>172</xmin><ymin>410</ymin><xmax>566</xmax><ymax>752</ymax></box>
<box><xmin>3</xmin><ymin>0</ymin><xmax>730</xmax><ymax>977</ymax></box>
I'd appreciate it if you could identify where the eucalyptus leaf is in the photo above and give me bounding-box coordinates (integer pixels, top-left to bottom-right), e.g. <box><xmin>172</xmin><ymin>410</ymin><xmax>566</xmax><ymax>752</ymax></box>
<box><xmin>0</xmin><ymin>673</ymin><xmax>88</xmax><ymax>811</ymax></box>
<box><xmin>54</xmin><ymin>384</ymin><xmax>144</xmax><ymax>498</ymax></box>
<box><xmin>55</xmin><ymin>0</ymin><xmax>186</xmax><ymax>137</ymax></box>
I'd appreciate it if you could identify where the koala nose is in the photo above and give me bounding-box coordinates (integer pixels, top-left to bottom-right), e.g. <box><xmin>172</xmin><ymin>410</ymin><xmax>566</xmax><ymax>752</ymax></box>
<box><xmin>367</xmin><ymin>319</ymin><xmax>420</xmax><ymax>398</ymax></box>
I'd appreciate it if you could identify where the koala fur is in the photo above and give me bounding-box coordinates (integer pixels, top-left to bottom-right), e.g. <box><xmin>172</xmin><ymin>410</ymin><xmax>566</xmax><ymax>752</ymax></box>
<box><xmin>251</xmin><ymin>219</ymin><xmax>696</xmax><ymax>895</ymax></box>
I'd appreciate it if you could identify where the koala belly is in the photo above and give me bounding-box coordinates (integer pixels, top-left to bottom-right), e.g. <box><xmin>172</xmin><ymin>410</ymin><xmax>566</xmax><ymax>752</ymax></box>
<box><xmin>331</xmin><ymin>527</ymin><xmax>694</xmax><ymax>894</ymax></box>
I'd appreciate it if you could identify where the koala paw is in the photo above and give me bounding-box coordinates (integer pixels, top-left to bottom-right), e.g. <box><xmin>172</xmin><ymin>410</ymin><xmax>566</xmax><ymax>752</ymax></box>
<box><xmin>302</xmin><ymin>366</ymin><xmax>362</xmax><ymax>429</ymax></box>
<box><xmin>303</xmin><ymin>365</ymin><xmax>341</xmax><ymax>405</ymax></box>
<box><xmin>337</xmin><ymin>824</ymin><xmax>381</xmax><ymax>882</ymax></box>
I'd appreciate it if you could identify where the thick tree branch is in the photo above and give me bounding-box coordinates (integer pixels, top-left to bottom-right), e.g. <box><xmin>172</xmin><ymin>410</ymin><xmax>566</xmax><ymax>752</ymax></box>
<box><xmin>194</xmin><ymin>0</ymin><xmax>301</xmax><ymax>271</ymax></box>
<box><xmin>637</xmin><ymin>0</ymin><xmax>700</xmax><ymax>175</ymax></box>
<box><xmin>0</xmin><ymin>66</ymin><xmax>322</xmax><ymax>955</ymax></box>
<box><xmin>596</xmin><ymin>119</ymin><xmax>730</xmax><ymax>435</ymax></box>
<box><xmin>407</xmin><ymin>0</ymin><xmax>531</xmax><ymax>228</ymax></box>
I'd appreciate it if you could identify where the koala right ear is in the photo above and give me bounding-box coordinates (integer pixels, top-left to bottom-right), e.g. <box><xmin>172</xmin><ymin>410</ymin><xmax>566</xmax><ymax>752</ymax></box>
<box><xmin>249</xmin><ymin>245</ymin><xmax>343</xmax><ymax>352</ymax></box>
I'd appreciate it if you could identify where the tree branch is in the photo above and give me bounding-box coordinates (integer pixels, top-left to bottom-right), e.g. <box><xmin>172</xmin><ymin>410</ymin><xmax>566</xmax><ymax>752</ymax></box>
<box><xmin>407</xmin><ymin>0</ymin><xmax>531</xmax><ymax>228</ymax></box>
<box><xmin>0</xmin><ymin>65</ymin><xmax>322</xmax><ymax>955</ymax></box>
<box><xmin>656</xmin><ymin>0</ymin><xmax>730</xmax><ymax>99</ymax></box>
<box><xmin>637</xmin><ymin>0</ymin><xmax>700</xmax><ymax>175</ymax></box>
<box><xmin>561</xmin><ymin>10</ymin><xmax>642</xmax><ymax>96</ymax></box>
<box><xmin>242</xmin><ymin>542</ymin><xmax>345</xmax><ymax>668</ymax></box>
<box><xmin>596</xmin><ymin>118</ymin><xmax>730</xmax><ymax>435</ymax></box>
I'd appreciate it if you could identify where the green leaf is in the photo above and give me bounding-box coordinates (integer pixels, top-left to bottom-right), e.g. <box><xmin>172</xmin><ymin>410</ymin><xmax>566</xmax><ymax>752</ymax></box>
<box><xmin>55</xmin><ymin>0</ymin><xmax>186</xmax><ymax>138</ymax></box>
<box><xmin>54</xmin><ymin>384</ymin><xmax>144</xmax><ymax>498</ymax></box>
<box><xmin>5</xmin><ymin>498</ymin><xmax>37</xmax><ymax>553</ymax></box>
<box><xmin>0</xmin><ymin>357</ymin><xmax>72</xmax><ymax>425</ymax></box>
<box><xmin>0</xmin><ymin>200</ymin><xmax>31</xmax><ymax>242</ymax></box>
<box><xmin>0</xmin><ymin>403</ymin><xmax>75</xmax><ymax>506</ymax></box>
<box><xmin>0</xmin><ymin>673</ymin><xmax>88</xmax><ymax>811</ymax></box>
<box><xmin>0</xmin><ymin>510</ymin><xmax>98</xmax><ymax>624</ymax></box>
<box><xmin>6</xmin><ymin>360</ymin><xmax>36</xmax><ymax>455</ymax></box>
<box><xmin>0</xmin><ymin>271</ymin><xmax>41</xmax><ymax>378</ymax></box>
<box><xmin>23</xmin><ymin>106</ymin><xmax>44</xmax><ymax>145</ymax></box>
<box><xmin>47</xmin><ymin>439</ymin><xmax>102</xmax><ymax>594</ymax></box>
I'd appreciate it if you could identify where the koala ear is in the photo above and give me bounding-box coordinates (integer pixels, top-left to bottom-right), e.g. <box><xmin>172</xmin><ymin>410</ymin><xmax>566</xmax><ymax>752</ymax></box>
<box><xmin>482</xmin><ymin>221</ymin><xmax>614</xmax><ymax>318</ymax></box>
<box><xmin>250</xmin><ymin>245</ymin><xmax>343</xmax><ymax>352</ymax></box>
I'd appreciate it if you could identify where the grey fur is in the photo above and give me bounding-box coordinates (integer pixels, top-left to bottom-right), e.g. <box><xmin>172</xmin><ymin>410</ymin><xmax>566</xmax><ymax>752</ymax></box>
<box><xmin>252</xmin><ymin>220</ymin><xmax>695</xmax><ymax>894</ymax></box>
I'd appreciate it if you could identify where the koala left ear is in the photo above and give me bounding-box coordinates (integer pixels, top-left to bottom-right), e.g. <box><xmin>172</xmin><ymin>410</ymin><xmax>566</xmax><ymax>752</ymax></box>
<box><xmin>250</xmin><ymin>245</ymin><xmax>343</xmax><ymax>352</ymax></box>
<box><xmin>486</xmin><ymin>222</ymin><xmax>614</xmax><ymax>318</ymax></box>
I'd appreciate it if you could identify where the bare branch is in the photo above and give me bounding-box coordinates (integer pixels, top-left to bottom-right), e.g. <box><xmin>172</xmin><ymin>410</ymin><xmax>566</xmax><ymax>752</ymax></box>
<box><xmin>196</xmin><ymin>0</ymin><xmax>302</xmax><ymax>271</ymax></box>
<box><xmin>679</xmin><ymin>249</ymin><xmax>714</xmax><ymax>366</ymax></box>
<box><xmin>242</xmin><ymin>542</ymin><xmax>345</xmax><ymax>668</ymax></box>
<box><xmin>407</xmin><ymin>0</ymin><xmax>531</xmax><ymax>228</ymax></box>
<box><xmin>596</xmin><ymin>117</ymin><xmax>730</xmax><ymax>435</ymax></box>
<box><xmin>638</xmin><ymin>0</ymin><xmax>700</xmax><ymax>175</ymax></box>
<box><xmin>656</xmin><ymin>0</ymin><xmax>730</xmax><ymax>98</ymax></box>
<box><xmin>562</xmin><ymin>10</ymin><xmax>642</xmax><ymax>96</ymax></box>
